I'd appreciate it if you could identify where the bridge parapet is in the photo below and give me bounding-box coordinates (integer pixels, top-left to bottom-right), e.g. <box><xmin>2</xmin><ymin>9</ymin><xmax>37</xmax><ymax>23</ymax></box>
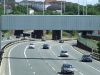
<box><xmin>1</xmin><ymin>15</ymin><xmax>100</xmax><ymax>30</ymax></box>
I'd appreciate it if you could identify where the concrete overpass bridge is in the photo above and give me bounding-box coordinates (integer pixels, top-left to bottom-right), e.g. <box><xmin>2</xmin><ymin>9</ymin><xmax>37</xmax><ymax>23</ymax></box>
<box><xmin>0</xmin><ymin>15</ymin><xmax>100</xmax><ymax>39</ymax></box>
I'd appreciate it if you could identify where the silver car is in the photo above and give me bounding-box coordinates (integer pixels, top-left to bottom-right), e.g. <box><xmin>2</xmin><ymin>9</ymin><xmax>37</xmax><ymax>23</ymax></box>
<box><xmin>28</xmin><ymin>43</ymin><xmax>35</xmax><ymax>49</ymax></box>
<box><xmin>61</xmin><ymin>64</ymin><xmax>74</xmax><ymax>74</ymax></box>
<box><xmin>60</xmin><ymin>51</ymin><xmax>69</xmax><ymax>57</ymax></box>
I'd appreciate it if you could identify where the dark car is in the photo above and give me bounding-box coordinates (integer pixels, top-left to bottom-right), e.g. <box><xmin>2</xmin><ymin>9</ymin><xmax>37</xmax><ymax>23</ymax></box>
<box><xmin>61</xmin><ymin>64</ymin><xmax>74</xmax><ymax>74</ymax></box>
<box><xmin>43</xmin><ymin>44</ymin><xmax>49</xmax><ymax>49</ymax></box>
<box><xmin>81</xmin><ymin>55</ymin><xmax>92</xmax><ymax>62</ymax></box>
<box><xmin>59</xmin><ymin>40</ymin><xmax>64</xmax><ymax>43</ymax></box>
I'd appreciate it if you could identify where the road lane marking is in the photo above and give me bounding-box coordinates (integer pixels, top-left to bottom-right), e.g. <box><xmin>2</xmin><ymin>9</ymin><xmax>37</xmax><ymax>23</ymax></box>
<box><xmin>33</xmin><ymin>72</ymin><xmax>35</xmax><ymax>75</ymax></box>
<box><xmin>60</xmin><ymin>45</ymin><xmax>76</xmax><ymax>59</ymax></box>
<box><xmin>8</xmin><ymin>43</ymin><xmax>25</xmax><ymax>75</ymax></box>
<box><xmin>60</xmin><ymin>45</ymin><xmax>85</xmax><ymax>75</ymax></box>
<box><xmin>30</xmin><ymin>66</ymin><xmax>33</xmax><ymax>69</ymax></box>
<box><xmin>50</xmin><ymin>46</ymin><xmax>56</xmax><ymax>56</ymax></box>
<box><xmin>28</xmin><ymin>63</ymin><xmax>31</xmax><ymax>66</ymax></box>
<box><xmin>65</xmin><ymin>44</ymin><xmax>100</xmax><ymax>73</ymax></box>
<box><xmin>79</xmin><ymin>72</ymin><xmax>84</xmax><ymax>75</ymax></box>
<box><xmin>82</xmin><ymin>62</ymin><xmax>100</xmax><ymax>73</ymax></box>
<box><xmin>24</xmin><ymin>42</ymin><xmax>45</xmax><ymax>74</ymax></box>
<box><xmin>47</xmin><ymin>62</ymin><xmax>56</xmax><ymax>71</ymax></box>
<box><xmin>38</xmin><ymin>46</ymin><xmax>57</xmax><ymax>72</ymax></box>
<box><xmin>62</xmin><ymin>44</ymin><xmax>100</xmax><ymax>74</ymax></box>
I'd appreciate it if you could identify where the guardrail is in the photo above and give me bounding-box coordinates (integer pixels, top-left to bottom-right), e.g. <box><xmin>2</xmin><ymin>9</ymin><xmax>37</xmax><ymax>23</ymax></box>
<box><xmin>77</xmin><ymin>37</ymin><xmax>98</xmax><ymax>49</ymax></box>
<box><xmin>92</xmin><ymin>52</ymin><xmax>100</xmax><ymax>61</ymax></box>
<box><xmin>77</xmin><ymin>37</ymin><xmax>100</xmax><ymax>61</ymax></box>
<box><xmin>0</xmin><ymin>39</ymin><xmax>29</xmax><ymax>65</ymax></box>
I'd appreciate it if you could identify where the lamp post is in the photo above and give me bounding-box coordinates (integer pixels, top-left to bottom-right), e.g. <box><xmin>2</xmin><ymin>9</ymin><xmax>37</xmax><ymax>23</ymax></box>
<box><xmin>4</xmin><ymin>0</ymin><xmax>6</xmax><ymax>15</ymax></box>
<box><xmin>78</xmin><ymin>0</ymin><xmax>80</xmax><ymax>15</ymax></box>
<box><xmin>27</xmin><ymin>0</ymin><xmax>28</xmax><ymax>15</ymax></box>
<box><xmin>83</xmin><ymin>0</ymin><xmax>85</xmax><ymax>15</ymax></box>
<box><xmin>64</xmin><ymin>0</ymin><xmax>66</xmax><ymax>14</ymax></box>
<box><xmin>86</xmin><ymin>0</ymin><xmax>87</xmax><ymax>15</ymax></box>
<box><xmin>61</xmin><ymin>1</ymin><xmax>63</xmax><ymax>15</ymax></box>
<box><xmin>43</xmin><ymin>0</ymin><xmax>45</xmax><ymax>15</ymax></box>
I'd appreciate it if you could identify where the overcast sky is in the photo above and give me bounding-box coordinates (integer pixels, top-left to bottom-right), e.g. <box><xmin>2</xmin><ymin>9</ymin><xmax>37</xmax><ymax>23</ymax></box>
<box><xmin>15</xmin><ymin>0</ymin><xmax>98</xmax><ymax>5</ymax></box>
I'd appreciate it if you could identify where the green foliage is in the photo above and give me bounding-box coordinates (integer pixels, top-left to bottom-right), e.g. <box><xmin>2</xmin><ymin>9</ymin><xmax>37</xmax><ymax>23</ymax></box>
<box><xmin>65</xmin><ymin>2</ymin><xmax>78</xmax><ymax>15</ymax></box>
<box><xmin>12</xmin><ymin>5</ymin><xmax>27</xmax><ymax>14</ymax></box>
<box><xmin>97</xmin><ymin>42</ymin><xmax>100</xmax><ymax>54</ymax></box>
<box><xmin>0</xmin><ymin>2</ymin><xmax>100</xmax><ymax>15</ymax></box>
<box><xmin>34</xmin><ymin>11</ymin><xmax>43</xmax><ymax>15</ymax></box>
<box><xmin>0</xmin><ymin>5</ymin><xmax>3</xmax><ymax>15</ymax></box>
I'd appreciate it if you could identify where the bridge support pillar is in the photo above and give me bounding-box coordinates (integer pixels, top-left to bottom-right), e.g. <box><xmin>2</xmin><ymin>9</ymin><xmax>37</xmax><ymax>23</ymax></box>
<box><xmin>52</xmin><ymin>30</ymin><xmax>62</xmax><ymax>40</ymax></box>
<box><xmin>14</xmin><ymin>30</ymin><xmax>23</xmax><ymax>37</ymax></box>
<box><xmin>31</xmin><ymin>30</ymin><xmax>43</xmax><ymax>39</ymax></box>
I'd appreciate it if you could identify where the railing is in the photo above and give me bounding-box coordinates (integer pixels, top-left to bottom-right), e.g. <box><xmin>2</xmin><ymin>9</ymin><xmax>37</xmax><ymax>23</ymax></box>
<box><xmin>78</xmin><ymin>37</ymin><xmax>100</xmax><ymax>60</ymax></box>
<box><xmin>78</xmin><ymin>37</ymin><xmax>98</xmax><ymax>49</ymax></box>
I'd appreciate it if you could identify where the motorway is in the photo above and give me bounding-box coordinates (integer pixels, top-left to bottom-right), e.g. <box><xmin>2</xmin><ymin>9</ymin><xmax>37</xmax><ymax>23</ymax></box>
<box><xmin>3</xmin><ymin>40</ymin><xmax>100</xmax><ymax>75</ymax></box>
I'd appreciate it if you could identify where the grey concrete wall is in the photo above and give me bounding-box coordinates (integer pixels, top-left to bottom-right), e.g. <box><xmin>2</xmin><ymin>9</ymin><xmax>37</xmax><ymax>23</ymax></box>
<box><xmin>1</xmin><ymin>15</ymin><xmax>100</xmax><ymax>30</ymax></box>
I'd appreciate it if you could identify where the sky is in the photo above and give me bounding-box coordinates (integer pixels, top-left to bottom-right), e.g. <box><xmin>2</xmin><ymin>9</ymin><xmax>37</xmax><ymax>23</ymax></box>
<box><xmin>15</xmin><ymin>0</ymin><xmax>98</xmax><ymax>5</ymax></box>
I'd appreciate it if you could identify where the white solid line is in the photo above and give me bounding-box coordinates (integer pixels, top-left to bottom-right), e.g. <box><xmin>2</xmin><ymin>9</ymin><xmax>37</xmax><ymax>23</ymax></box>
<box><xmin>8</xmin><ymin>43</ymin><xmax>24</xmax><ymax>75</ymax></box>
<box><xmin>82</xmin><ymin>62</ymin><xmax>100</xmax><ymax>73</ymax></box>
<box><xmin>30</xmin><ymin>66</ymin><xmax>33</xmax><ymax>69</ymax></box>
<box><xmin>50</xmin><ymin>47</ymin><xmax>56</xmax><ymax>56</ymax></box>
<box><xmin>79</xmin><ymin>72</ymin><xmax>84</xmax><ymax>75</ymax></box>
<box><xmin>48</xmin><ymin>63</ymin><xmax>56</xmax><ymax>71</ymax></box>
<box><xmin>33</xmin><ymin>72</ymin><xmax>35</xmax><ymax>75</ymax></box>
<box><xmin>60</xmin><ymin>45</ymin><xmax>63</xmax><ymax>50</ymax></box>
<box><xmin>66</xmin><ymin>43</ymin><xmax>100</xmax><ymax>73</ymax></box>
<box><xmin>28</xmin><ymin>63</ymin><xmax>31</xmax><ymax>66</ymax></box>
<box><xmin>24</xmin><ymin>46</ymin><xmax>28</xmax><ymax>58</ymax></box>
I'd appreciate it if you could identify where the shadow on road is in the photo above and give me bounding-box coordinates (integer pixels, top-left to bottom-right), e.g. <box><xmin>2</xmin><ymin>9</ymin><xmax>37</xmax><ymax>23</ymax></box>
<box><xmin>4</xmin><ymin>57</ymin><xmax>76</xmax><ymax>61</ymax></box>
<box><xmin>57</xmin><ymin>72</ymin><xmax>74</xmax><ymax>75</ymax></box>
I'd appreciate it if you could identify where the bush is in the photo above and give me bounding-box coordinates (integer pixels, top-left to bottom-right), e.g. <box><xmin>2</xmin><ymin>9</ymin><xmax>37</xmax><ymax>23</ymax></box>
<box><xmin>97</xmin><ymin>42</ymin><xmax>100</xmax><ymax>54</ymax></box>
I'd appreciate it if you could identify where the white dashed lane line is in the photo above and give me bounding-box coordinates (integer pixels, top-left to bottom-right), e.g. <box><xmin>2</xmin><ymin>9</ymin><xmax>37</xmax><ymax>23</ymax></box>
<box><xmin>24</xmin><ymin>45</ymin><xmax>36</xmax><ymax>75</ymax></box>
<box><xmin>8</xmin><ymin>43</ymin><xmax>27</xmax><ymax>75</ymax></box>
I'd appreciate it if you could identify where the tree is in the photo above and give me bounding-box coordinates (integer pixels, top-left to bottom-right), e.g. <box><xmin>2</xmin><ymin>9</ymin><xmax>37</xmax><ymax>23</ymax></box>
<box><xmin>97</xmin><ymin>42</ymin><xmax>100</xmax><ymax>54</ymax></box>
<box><xmin>0</xmin><ymin>5</ymin><xmax>3</xmax><ymax>15</ymax></box>
<box><xmin>12</xmin><ymin>5</ymin><xmax>27</xmax><ymax>14</ymax></box>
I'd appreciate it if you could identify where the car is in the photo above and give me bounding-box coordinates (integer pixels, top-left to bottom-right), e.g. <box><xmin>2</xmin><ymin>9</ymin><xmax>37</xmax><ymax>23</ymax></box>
<box><xmin>81</xmin><ymin>55</ymin><xmax>92</xmax><ymax>62</ymax></box>
<box><xmin>43</xmin><ymin>44</ymin><xmax>49</xmax><ymax>49</ymax></box>
<box><xmin>41</xmin><ymin>38</ymin><xmax>46</xmax><ymax>41</ymax></box>
<box><xmin>28</xmin><ymin>43</ymin><xmax>35</xmax><ymax>49</ymax></box>
<box><xmin>59</xmin><ymin>40</ymin><xmax>64</xmax><ymax>43</ymax></box>
<box><xmin>61</xmin><ymin>64</ymin><xmax>74</xmax><ymax>74</ymax></box>
<box><xmin>60</xmin><ymin>51</ymin><xmax>69</xmax><ymax>57</ymax></box>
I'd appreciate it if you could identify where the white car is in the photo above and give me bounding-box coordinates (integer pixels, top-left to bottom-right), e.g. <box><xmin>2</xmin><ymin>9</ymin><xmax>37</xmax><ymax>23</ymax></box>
<box><xmin>28</xmin><ymin>43</ymin><xmax>35</xmax><ymax>49</ymax></box>
<box><xmin>60</xmin><ymin>51</ymin><xmax>69</xmax><ymax>57</ymax></box>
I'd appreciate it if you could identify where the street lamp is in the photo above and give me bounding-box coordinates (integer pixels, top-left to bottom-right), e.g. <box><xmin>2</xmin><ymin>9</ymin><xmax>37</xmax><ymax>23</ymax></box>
<box><xmin>83</xmin><ymin>0</ymin><xmax>85</xmax><ymax>15</ymax></box>
<box><xmin>86</xmin><ymin>0</ymin><xmax>87</xmax><ymax>15</ymax></box>
<box><xmin>78</xmin><ymin>0</ymin><xmax>80</xmax><ymax>15</ymax></box>
<box><xmin>26</xmin><ymin>0</ymin><xmax>28</xmax><ymax>15</ymax></box>
<box><xmin>61</xmin><ymin>1</ymin><xmax>63</xmax><ymax>15</ymax></box>
<box><xmin>4</xmin><ymin>0</ymin><xmax>6</xmax><ymax>15</ymax></box>
<box><xmin>43</xmin><ymin>1</ymin><xmax>45</xmax><ymax>15</ymax></box>
<box><xmin>64</xmin><ymin>0</ymin><xmax>66</xmax><ymax>14</ymax></box>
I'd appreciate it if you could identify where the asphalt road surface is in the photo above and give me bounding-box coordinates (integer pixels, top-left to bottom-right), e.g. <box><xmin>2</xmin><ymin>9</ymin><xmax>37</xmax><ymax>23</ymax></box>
<box><xmin>4</xmin><ymin>40</ymin><xmax>100</xmax><ymax>75</ymax></box>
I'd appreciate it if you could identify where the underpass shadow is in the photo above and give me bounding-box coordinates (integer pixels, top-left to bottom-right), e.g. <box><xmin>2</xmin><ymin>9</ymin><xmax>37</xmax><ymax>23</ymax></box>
<box><xmin>4</xmin><ymin>57</ymin><xmax>76</xmax><ymax>61</ymax></box>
